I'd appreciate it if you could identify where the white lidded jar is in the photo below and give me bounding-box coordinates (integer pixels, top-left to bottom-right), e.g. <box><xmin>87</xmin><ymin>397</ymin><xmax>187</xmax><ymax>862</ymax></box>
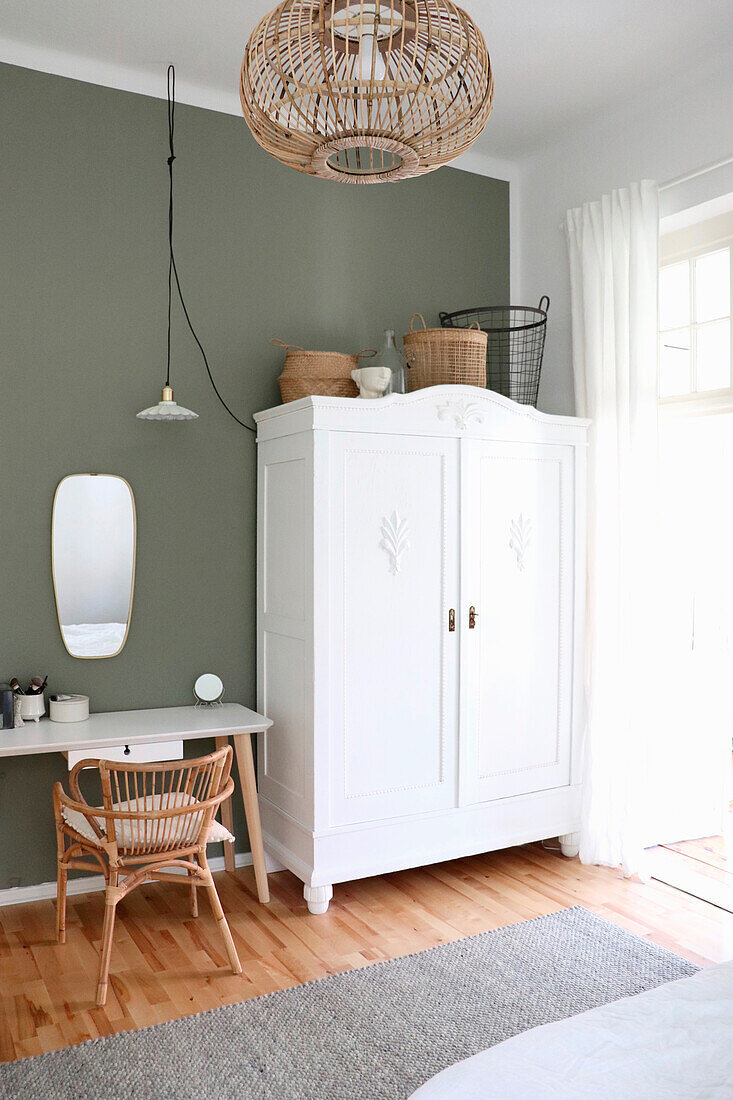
<box><xmin>49</xmin><ymin>694</ymin><xmax>90</xmax><ymax>723</ymax></box>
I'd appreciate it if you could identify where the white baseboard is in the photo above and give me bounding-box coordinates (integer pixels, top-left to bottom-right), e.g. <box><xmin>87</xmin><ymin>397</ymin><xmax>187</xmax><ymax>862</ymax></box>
<box><xmin>0</xmin><ymin>851</ymin><xmax>285</xmax><ymax>909</ymax></box>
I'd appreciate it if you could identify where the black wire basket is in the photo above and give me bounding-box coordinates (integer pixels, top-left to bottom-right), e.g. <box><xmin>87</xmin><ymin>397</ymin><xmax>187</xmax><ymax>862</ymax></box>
<box><xmin>439</xmin><ymin>297</ymin><xmax>549</xmax><ymax>406</ymax></box>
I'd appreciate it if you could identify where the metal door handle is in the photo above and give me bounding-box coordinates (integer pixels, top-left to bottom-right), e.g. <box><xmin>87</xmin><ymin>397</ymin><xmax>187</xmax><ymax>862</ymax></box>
<box><xmin>448</xmin><ymin>608</ymin><xmax>455</xmax><ymax>632</ymax></box>
<box><xmin>469</xmin><ymin>606</ymin><xmax>477</xmax><ymax>629</ymax></box>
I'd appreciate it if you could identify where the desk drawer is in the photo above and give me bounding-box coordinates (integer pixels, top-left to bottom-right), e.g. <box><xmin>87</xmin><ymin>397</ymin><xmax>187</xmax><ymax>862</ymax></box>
<box><xmin>67</xmin><ymin>740</ymin><xmax>184</xmax><ymax>769</ymax></box>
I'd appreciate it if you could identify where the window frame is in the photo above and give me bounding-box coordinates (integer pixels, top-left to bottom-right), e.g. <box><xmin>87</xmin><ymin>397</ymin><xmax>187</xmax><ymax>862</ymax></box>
<box><xmin>659</xmin><ymin>231</ymin><xmax>733</xmax><ymax>417</ymax></box>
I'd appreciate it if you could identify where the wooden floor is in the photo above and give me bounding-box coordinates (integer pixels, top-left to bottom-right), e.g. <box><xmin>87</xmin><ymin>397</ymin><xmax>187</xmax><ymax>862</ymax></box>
<box><xmin>651</xmin><ymin>800</ymin><xmax>733</xmax><ymax>908</ymax></box>
<box><xmin>2</xmin><ymin>842</ymin><xmax>733</xmax><ymax>1063</ymax></box>
<box><xmin>663</xmin><ymin>832</ymin><xmax>730</xmax><ymax>873</ymax></box>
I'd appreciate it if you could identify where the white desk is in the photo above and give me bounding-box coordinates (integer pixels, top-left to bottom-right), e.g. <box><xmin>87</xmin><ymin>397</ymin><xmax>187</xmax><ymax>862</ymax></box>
<box><xmin>0</xmin><ymin>703</ymin><xmax>274</xmax><ymax>902</ymax></box>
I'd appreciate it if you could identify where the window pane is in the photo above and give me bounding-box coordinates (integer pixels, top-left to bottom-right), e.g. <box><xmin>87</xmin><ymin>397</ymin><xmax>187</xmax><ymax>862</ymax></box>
<box><xmin>694</xmin><ymin>248</ymin><xmax>730</xmax><ymax>323</ymax></box>
<box><xmin>659</xmin><ymin>329</ymin><xmax>692</xmax><ymax>396</ymax></box>
<box><xmin>660</xmin><ymin>261</ymin><xmax>690</xmax><ymax>330</ymax></box>
<box><xmin>696</xmin><ymin>320</ymin><xmax>731</xmax><ymax>391</ymax></box>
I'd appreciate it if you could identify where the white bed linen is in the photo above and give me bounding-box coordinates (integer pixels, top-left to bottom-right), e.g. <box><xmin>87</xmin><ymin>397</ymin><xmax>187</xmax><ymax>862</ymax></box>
<box><xmin>410</xmin><ymin>961</ymin><xmax>733</xmax><ymax>1099</ymax></box>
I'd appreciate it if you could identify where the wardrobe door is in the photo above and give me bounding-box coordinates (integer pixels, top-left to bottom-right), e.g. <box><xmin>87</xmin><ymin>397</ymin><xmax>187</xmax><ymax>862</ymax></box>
<box><xmin>328</xmin><ymin>433</ymin><xmax>460</xmax><ymax>827</ymax></box>
<box><xmin>461</xmin><ymin>440</ymin><xmax>575</xmax><ymax>803</ymax></box>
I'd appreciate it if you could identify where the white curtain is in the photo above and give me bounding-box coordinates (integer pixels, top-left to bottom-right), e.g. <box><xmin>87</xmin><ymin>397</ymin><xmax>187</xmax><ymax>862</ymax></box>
<box><xmin>566</xmin><ymin>181</ymin><xmax>662</xmax><ymax>876</ymax></box>
<box><xmin>567</xmin><ymin>182</ymin><xmax>730</xmax><ymax>879</ymax></box>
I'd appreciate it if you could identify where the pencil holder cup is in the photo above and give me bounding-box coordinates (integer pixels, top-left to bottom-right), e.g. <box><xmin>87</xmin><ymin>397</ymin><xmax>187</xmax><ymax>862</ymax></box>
<box><xmin>19</xmin><ymin>694</ymin><xmax>45</xmax><ymax>723</ymax></box>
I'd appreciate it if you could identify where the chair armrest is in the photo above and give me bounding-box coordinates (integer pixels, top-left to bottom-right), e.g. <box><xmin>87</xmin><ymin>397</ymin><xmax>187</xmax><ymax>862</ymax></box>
<box><xmin>68</xmin><ymin>758</ymin><xmax>102</xmax><ymax>805</ymax></box>
<box><xmin>55</xmin><ymin>774</ymin><xmax>236</xmax><ymax>853</ymax></box>
<box><xmin>54</xmin><ymin>782</ymin><xmax>107</xmax><ymax>841</ymax></box>
<box><xmin>58</xmin><ymin>777</ymin><xmax>235</xmax><ymax>822</ymax></box>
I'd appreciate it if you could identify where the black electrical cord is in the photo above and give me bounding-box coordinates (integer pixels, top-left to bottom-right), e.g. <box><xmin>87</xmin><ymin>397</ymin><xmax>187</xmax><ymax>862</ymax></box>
<box><xmin>165</xmin><ymin>64</ymin><xmax>255</xmax><ymax>434</ymax></box>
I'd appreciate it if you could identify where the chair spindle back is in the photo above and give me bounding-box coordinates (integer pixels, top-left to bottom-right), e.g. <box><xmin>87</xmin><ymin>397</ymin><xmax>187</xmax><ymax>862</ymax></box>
<box><xmin>94</xmin><ymin>746</ymin><xmax>232</xmax><ymax>857</ymax></box>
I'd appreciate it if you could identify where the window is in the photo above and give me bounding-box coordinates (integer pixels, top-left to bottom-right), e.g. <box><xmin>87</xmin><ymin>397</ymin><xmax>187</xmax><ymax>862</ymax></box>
<box><xmin>654</xmin><ymin>211</ymin><xmax>733</xmax><ymax>901</ymax></box>
<box><xmin>659</xmin><ymin>244</ymin><xmax>732</xmax><ymax>402</ymax></box>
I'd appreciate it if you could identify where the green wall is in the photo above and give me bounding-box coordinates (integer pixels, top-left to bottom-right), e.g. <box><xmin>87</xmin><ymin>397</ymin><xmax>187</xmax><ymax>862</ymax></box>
<box><xmin>0</xmin><ymin>62</ymin><xmax>509</xmax><ymax>891</ymax></box>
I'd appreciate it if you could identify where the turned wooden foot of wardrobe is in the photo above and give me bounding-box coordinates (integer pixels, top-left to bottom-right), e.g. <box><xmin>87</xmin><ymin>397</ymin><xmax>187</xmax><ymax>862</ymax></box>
<box><xmin>304</xmin><ymin>884</ymin><xmax>333</xmax><ymax>915</ymax></box>
<box><xmin>559</xmin><ymin>832</ymin><xmax>580</xmax><ymax>858</ymax></box>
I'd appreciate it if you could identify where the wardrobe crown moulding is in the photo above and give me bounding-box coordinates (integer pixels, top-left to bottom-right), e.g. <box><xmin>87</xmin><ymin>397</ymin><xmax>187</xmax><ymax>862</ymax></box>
<box><xmin>240</xmin><ymin>1</ymin><xmax>494</xmax><ymax>184</ymax></box>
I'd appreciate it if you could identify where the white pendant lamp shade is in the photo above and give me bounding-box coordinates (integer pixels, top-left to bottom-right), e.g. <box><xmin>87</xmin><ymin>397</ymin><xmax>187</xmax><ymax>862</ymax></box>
<box><xmin>240</xmin><ymin>1</ymin><xmax>494</xmax><ymax>184</ymax></box>
<box><xmin>137</xmin><ymin>386</ymin><xmax>198</xmax><ymax>421</ymax></box>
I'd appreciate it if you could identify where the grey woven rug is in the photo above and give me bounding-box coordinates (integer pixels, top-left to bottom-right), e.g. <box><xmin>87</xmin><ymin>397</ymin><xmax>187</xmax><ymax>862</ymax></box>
<box><xmin>0</xmin><ymin>906</ymin><xmax>697</xmax><ymax>1100</ymax></box>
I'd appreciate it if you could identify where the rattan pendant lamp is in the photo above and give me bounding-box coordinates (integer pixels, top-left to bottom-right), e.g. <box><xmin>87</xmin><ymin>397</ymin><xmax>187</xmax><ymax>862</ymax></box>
<box><xmin>240</xmin><ymin>1</ymin><xmax>494</xmax><ymax>184</ymax></box>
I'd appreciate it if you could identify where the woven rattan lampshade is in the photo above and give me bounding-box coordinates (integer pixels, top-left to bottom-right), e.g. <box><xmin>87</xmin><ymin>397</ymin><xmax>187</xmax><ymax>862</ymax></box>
<box><xmin>240</xmin><ymin>1</ymin><xmax>494</xmax><ymax>184</ymax></box>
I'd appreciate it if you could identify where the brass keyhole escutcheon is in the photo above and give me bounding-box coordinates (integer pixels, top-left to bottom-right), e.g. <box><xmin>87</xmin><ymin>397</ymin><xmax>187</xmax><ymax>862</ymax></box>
<box><xmin>469</xmin><ymin>606</ymin><xmax>477</xmax><ymax>629</ymax></box>
<box><xmin>448</xmin><ymin>608</ymin><xmax>455</xmax><ymax>632</ymax></box>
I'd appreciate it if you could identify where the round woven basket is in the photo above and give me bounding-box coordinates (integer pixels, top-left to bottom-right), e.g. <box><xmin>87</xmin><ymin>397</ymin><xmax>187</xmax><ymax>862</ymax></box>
<box><xmin>403</xmin><ymin>314</ymin><xmax>487</xmax><ymax>391</ymax></box>
<box><xmin>272</xmin><ymin>340</ymin><xmax>375</xmax><ymax>403</ymax></box>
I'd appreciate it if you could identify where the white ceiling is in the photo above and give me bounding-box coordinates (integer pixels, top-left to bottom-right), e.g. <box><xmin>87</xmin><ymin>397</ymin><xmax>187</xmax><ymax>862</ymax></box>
<box><xmin>0</xmin><ymin>0</ymin><xmax>730</xmax><ymax>160</ymax></box>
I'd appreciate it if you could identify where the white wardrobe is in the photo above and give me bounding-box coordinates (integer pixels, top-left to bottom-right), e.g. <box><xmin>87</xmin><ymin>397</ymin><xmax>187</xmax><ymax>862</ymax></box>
<box><xmin>255</xmin><ymin>386</ymin><xmax>588</xmax><ymax>913</ymax></box>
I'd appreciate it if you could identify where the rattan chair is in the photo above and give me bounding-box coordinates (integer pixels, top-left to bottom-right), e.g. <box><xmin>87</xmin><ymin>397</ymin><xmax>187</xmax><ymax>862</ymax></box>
<box><xmin>53</xmin><ymin>745</ymin><xmax>242</xmax><ymax>1006</ymax></box>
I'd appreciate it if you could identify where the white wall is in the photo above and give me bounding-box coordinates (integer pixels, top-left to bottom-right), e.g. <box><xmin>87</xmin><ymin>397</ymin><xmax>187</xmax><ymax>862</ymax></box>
<box><xmin>520</xmin><ymin>52</ymin><xmax>733</xmax><ymax>415</ymax></box>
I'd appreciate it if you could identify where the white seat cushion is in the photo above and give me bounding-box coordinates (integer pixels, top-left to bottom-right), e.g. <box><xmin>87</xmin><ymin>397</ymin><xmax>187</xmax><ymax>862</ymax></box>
<box><xmin>62</xmin><ymin>791</ymin><xmax>235</xmax><ymax>848</ymax></box>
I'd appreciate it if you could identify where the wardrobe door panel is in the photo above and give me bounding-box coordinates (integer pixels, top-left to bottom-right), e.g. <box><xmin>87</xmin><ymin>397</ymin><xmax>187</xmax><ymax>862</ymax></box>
<box><xmin>462</xmin><ymin>441</ymin><xmax>575</xmax><ymax>803</ymax></box>
<box><xmin>258</xmin><ymin>435</ymin><xmax>312</xmax><ymax>825</ymax></box>
<box><xmin>328</xmin><ymin>434</ymin><xmax>459</xmax><ymax>826</ymax></box>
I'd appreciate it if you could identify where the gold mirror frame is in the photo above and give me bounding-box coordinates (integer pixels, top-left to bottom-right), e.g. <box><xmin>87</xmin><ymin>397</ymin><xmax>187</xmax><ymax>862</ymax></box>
<box><xmin>51</xmin><ymin>474</ymin><xmax>137</xmax><ymax>660</ymax></box>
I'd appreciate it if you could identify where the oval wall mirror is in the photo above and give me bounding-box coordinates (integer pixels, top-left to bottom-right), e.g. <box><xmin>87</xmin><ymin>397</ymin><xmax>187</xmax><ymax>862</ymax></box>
<box><xmin>52</xmin><ymin>474</ymin><xmax>136</xmax><ymax>659</ymax></box>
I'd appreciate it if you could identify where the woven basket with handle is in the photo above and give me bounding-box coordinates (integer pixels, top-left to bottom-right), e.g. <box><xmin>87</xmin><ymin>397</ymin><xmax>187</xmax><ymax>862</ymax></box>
<box><xmin>273</xmin><ymin>339</ymin><xmax>376</xmax><ymax>402</ymax></box>
<box><xmin>403</xmin><ymin>313</ymin><xmax>487</xmax><ymax>391</ymax></box>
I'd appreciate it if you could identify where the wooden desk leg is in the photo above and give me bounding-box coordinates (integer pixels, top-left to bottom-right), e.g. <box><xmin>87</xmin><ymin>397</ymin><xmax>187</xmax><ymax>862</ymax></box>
<box><xmin>232</xmin><ymin>732</ymin><xmax>270</xmax><ymax>904</ymax></box>
<box><xmin>215</xmin><ymin>735</ymin><xmax>236</xmax><ymax>873</ymax></box>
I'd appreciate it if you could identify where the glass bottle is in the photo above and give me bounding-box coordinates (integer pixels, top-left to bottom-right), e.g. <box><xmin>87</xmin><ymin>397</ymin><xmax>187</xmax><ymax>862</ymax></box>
<box><xmin>375</xmin><ymin>329</ymin><xmax>406</xmax><ymax>394</ymax></box>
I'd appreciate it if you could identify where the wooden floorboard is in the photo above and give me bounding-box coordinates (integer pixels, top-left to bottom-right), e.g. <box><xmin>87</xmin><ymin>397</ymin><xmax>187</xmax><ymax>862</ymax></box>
<box><xmin>1</xmin><ymin>842</ymin><xmax>732</xmax><ymax>1063</ymax></box>
<box><xmin>662</xmin><ymin>835</ymin><xmax>731</xmax><ymax>876</ymax></box>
